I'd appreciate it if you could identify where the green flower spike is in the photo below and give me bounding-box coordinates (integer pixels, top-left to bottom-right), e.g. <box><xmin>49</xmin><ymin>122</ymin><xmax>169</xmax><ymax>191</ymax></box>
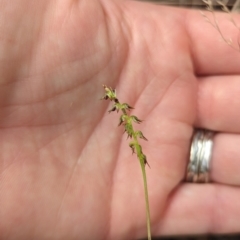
<box><xmin>101</xmin><ymin>85</ymin><xmax>152</xmax><ymax>240</ymax></box>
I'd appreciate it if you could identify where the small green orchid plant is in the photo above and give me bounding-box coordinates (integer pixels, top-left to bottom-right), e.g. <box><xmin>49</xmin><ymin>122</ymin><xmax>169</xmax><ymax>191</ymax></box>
<box><xmin>101</xmin><ymin>85</ymin><xmax>152</xmax><ymax>240</ymax></box>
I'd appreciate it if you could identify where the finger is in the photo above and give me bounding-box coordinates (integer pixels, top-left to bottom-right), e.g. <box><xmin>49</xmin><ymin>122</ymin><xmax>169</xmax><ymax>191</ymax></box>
<box><xmin>195</xmin><ymin>75</ymin><xmax>240</xmax><ymax>132</ymax></box>
<box><xmin>210</xmin><ymin>133</ymin><xmax>240</xmax><ymax>186</ymax></box>
<box><xmin>186</xmin><ymin>9</ymin><xmax>240</xmax><ymax>75</ymax></box>
<box><xmin>154</xmin><ymin>184</ymin><xmax>240</xmax><ymax>235</ymax></box>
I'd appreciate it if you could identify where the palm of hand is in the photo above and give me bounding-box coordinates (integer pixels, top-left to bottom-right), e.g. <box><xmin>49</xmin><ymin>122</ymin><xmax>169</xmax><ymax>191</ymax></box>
<box><xmin>1</xmin><ymin>1</ymin><xmax>240</xmax><ymax>239</ymax></box>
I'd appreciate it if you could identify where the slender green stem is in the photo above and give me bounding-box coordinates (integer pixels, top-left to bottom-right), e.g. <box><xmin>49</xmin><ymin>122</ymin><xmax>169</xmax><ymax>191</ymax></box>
<box><xmin>140</xmin><ymin>163</ymin><xmax>151</xmax><ymax>240</ymax></box>
<box><xmin>133</xmin><ymin>134</ymin><xmax>151</xmax><ymax>240</ymax></box>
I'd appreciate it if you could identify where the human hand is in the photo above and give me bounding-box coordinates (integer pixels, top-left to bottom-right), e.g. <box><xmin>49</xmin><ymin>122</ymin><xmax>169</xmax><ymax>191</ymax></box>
<box><xmin>1</xmin><ymin>0</ymin><xmax>240</xmax><ymax>239</ymax></box>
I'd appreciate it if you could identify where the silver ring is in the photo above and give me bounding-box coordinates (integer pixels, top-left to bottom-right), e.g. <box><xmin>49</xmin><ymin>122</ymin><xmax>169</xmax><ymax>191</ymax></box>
<box><xmin>186</xmin><ymin>129</ymin><xmax>214</xmax><ymax>183</ymax></box>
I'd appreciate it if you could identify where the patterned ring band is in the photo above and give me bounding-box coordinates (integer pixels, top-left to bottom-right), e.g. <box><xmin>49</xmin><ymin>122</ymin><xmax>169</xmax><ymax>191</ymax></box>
<box><xmin>186</xmin><ymin>129</ymin><xmax>215</xmax><ymax>183</ymax></box>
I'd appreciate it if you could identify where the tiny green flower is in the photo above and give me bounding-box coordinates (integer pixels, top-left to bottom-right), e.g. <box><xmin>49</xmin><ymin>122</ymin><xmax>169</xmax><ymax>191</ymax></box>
<box><xmin>136</xmin><ymin>131</ymin><xmax>148</xmax><ymax>141</ymax></box>
<box><xmin>129</xmin><ymin>142</ymin><xmax>135</xmax><ymax>154</ymax></box>
<box><xmin>118</xmin><ymin>114</ymin><xmax>127</xmax><ymax>126</ymax></box>
<box><xmin>140</xmin><ymin>153</ymin><xmax>150</xmax><ymax>168</ymax></box>
<box><xmin>131</xmin><ymin>115</ymin><xmax>143</xmax><ymax>124</ymax></box>
<box><xmin>122</xmin><ymin>103</ymin><xmax>134</xmax><ymax>111</ymax></box>
<box><xmin>101</xmin><ymin>84</ymin><xmax>117</xmax><ymax>102</ymax></box>
<box><xmin>124</xmin><ymin>122</ymin><xmax>134</xmax><ymax>139</ymax></box>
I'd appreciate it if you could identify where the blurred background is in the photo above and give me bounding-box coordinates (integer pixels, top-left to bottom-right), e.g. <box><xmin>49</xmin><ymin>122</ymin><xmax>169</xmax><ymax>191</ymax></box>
<box><xmin>139</xmin><ymin>0</ymin><xmax>240</xmax><ymax>239</ymax></box>
<box><xmin>138</xmin><ymin>0</ymin><xmax>240</xmax><ymax>11</ymax></box>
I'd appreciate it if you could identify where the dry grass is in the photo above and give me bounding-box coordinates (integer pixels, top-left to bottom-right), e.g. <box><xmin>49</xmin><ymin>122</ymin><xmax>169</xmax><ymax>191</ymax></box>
<box><xmin>138</xmin><ymin>0</ymin><xmax>240</xmax><ymax>11</ymax></box>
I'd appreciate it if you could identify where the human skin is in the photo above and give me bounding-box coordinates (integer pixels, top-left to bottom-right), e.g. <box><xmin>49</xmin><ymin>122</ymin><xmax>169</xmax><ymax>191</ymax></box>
<box><xmin>0</xmin><ymin>0</ymin><xmax>240</xmax><ymax>239</ymax></box>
